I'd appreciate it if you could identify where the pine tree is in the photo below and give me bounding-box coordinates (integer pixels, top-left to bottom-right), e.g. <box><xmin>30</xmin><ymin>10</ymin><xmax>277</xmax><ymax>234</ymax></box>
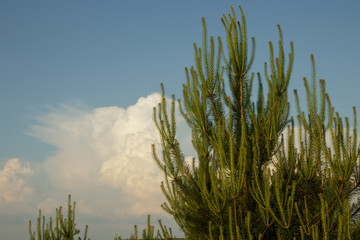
<box><xmin>153</xmin><ymin>5</ymin><xmax>360</xmax><ymax>239</ymax></box>
<box><xmin>29</xmin><ymin>195</ymin><xmax>90</xmax><ymax>240</ymax></box>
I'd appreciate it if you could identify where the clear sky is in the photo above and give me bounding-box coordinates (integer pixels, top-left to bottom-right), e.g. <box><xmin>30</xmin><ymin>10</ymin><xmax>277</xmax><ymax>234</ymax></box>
<box><xmin>0</xmin><ymin>0</ymin><xmax>359</xmax><ymax>239</ymax></box>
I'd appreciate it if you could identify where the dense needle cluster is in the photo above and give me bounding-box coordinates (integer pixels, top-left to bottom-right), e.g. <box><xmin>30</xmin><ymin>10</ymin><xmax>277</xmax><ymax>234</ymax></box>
<box><xmin>153</xmin><ymin>5</ymin><xmax>360</xmax><ymax>239</ymax></box>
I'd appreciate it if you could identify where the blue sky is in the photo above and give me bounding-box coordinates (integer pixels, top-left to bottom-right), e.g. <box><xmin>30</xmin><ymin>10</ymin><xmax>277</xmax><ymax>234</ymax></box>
<box><xmin>0</xmin><ymin>1</ymin><xmax>359</xmax><ymax>239</ymax></box>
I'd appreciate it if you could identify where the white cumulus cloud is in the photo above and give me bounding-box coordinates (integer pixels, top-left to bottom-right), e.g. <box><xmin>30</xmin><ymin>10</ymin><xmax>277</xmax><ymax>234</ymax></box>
<box><xmin>28</xmin><ymin>93</ymin><xmax>192</xmax><ymax>218</ymax></box>
<box><xmin>0</xmin><ymin>158</ymin><xmax>34</xmax><ymax>205</ymax></box>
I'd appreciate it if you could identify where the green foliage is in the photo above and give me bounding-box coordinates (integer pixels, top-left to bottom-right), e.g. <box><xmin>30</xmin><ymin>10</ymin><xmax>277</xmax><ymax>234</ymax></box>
<box><xmin>29</xmin><ymin>194</ymin><xmax>90</xmax><ymax>240</ymax></box>
<box><xmin>153</xmin><ymin>4</ymin><xmax>360</xmax><ymax>239</ymax></box>
<box><xmin>114</xmin><ymin>215</ymin><xmax>183</xmax><ymax>240</ymax></box>
<box><xmin>29</xmin><ymin>195</ymin><xmax>181</xmax><ymax>240</ymax></box>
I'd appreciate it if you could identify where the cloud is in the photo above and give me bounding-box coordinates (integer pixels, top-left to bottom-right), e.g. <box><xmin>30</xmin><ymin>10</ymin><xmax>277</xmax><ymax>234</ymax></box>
<box><xmin>28</xmin><ymin>93</ymin><xmax>192</xmax><ymax>219</ymax></box>
<box><xmin>0</xmin><ymin>158</ymin><xmax>33</xmax><ymax>205</ymax></box>
<box><xmin>37</xmin><ymin>197</ymin><xmax>62</xmax><ymax>214</ymax></box>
